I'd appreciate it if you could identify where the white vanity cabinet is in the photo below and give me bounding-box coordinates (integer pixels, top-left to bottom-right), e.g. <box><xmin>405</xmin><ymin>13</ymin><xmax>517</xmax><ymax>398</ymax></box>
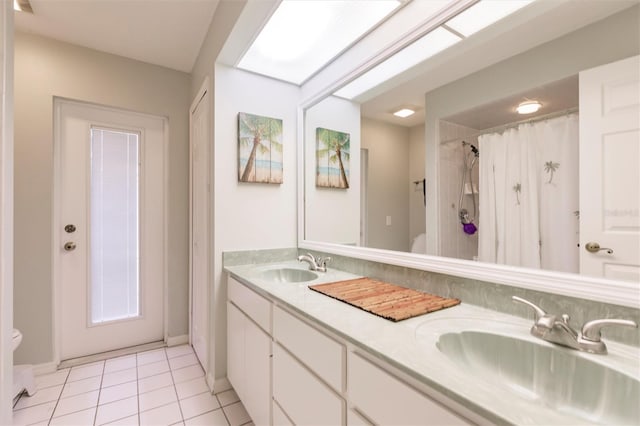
<box><xmin>227</xmin><ymin>277</ymin><xmax>272</xmax><ymax>426</ymax></box>
<box><xmin>348</xmin><ymin>352</ymin><xmax>473</xmax><ymax>426</ymax></box>
<box><xmin>226</xmin><ymin>272</ymin><xmax>474</xmax><ymax>426</ymax></box>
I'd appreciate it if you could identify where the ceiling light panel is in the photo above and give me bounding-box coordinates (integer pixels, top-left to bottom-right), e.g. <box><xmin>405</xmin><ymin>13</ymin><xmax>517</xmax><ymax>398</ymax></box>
<box><xmin>393</xmin><ymin>108</ymin><xmax>415</xmax><ymax>118</ymax></box>
<box><xmin>238</xmin><ymin>0</ymin><xmax>402</xmax><ymax>85</ymax></box>
<box><xmin>335</xmin><ymin>27</ymin><xmax>461</xmax><ymax>99</ymax></box>
<box><xmin>445</xmin><ymin>0</ymin><xmax>534</xmax><ymax>37</ymax></box>
<box><xmin>516</xmin><ymin>100</ymin><xmax>541</xmax><ymax>114</ymax></box>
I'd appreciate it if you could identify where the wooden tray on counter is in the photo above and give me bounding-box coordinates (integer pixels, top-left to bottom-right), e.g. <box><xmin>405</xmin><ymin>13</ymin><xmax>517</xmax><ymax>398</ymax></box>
<box><xmin>309</xmin><ymin>277</ymin><xmax>460</xmax><ymax>322</ymax></box>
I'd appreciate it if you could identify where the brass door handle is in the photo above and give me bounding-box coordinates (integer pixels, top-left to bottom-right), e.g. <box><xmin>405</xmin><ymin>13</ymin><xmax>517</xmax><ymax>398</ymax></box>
<box><xmin>585</xmin><ymin>242</ymin><xmax>613</xmax><ymax>254</ymax></box>
<box><xmin>64</xmin><ymin>242</ymin><xmax>76</xmax><ymax>252</ymax></box>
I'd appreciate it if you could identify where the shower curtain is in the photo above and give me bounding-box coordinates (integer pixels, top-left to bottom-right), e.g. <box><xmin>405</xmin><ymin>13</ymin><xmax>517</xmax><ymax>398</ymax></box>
<box><xmin>478</xmin><ymin>113</ymin><xmax>579</xmax><ymax>273</ymax></box>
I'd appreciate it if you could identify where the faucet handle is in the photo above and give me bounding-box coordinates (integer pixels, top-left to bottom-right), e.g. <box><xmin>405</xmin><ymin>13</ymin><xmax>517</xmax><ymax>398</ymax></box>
<box><xmin>318</xmin><ymin>256</ymin><xmax>331</xmax><ymax>266</ymax></box>
<box><xmin>512</xmin><ymin>296</ymin><xmax>547</xmax><ymax>321</ymax></box>
<box><xmin>581</xmin><ymin>319</ymin><xmax>638</xmax><ymax>342</ymax></box>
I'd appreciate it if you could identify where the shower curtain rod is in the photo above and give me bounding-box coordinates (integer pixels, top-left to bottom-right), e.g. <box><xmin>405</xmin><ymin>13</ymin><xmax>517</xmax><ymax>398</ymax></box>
<box><xmin>440</xmin><ymin>107</ymin><xmax>579</xmax><ymax>145</ymax></box>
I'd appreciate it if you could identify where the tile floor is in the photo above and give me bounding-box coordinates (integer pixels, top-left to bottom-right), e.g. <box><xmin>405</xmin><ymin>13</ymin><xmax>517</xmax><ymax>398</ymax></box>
<box><xmin>12</xmin><ymin>345</ymin><xmax>253</xmax><ymax>426</ymax></box>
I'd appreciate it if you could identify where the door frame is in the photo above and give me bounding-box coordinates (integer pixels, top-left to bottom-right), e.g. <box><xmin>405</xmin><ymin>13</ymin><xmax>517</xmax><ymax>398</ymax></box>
<box><xmin>52</xmin><ymin>97</ymin><xmax>169</xmax><ymax>365</ymax></box>
<box><xmin>188</xmin><ymin>77</ymin><xmax>211</xmax><ymax>374</ymax></box>
<box><xmin>0</xmin><ymin>1</ymin><xmax>14</xmax><ymax>423</ymax></box>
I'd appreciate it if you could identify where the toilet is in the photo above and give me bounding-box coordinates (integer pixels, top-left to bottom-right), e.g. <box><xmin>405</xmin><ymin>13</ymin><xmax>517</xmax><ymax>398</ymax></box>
<box><xmin>411</xmin><ymin>233</ymin><xmax>426</xmax><ymax>254</ymax></box>
<box><xmin>12</xmin><ymin>329</ymin><xmax>36</xmax><ymax>399</ymax></box>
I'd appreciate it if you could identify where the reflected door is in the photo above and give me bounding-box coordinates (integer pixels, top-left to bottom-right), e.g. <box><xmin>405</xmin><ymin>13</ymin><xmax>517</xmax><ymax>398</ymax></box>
<box><xmin>579</xmin><ymin>55</ymin><xmax>640</xmax><ymax>281</ymax></box>
<box><xmin>56</xmin><ymin>99</ymin><xmax>166</xmax><ymax>360</ymax></box>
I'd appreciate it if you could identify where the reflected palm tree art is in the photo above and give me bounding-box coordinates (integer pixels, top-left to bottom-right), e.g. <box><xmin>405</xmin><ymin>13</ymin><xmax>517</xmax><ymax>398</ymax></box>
<box><xmin>238</xmin><ymin>112</ymin><xmax>283</xmax><ymax>184</ymax></box>
<box><xmin>316</xmin><ymin>127</ymin><xmax>350</xmax><ymax>189</ymax></box>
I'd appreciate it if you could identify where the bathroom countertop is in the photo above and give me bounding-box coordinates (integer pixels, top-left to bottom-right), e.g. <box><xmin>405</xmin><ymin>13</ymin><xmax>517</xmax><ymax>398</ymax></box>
<box><xmin>225</xmin><ymin>260</ymin><xmax>640</xmax><ymax>425</ymax></box>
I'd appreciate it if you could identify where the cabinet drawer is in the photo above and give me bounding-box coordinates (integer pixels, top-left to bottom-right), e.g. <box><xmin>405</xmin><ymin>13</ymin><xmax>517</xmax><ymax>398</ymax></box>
<box><xmin>273</xmin><ymin>306</ymin><xmax>344</xmax><ymax>392</ymax></box>
<box><xmin>228</xmin><ymin>276</ymin><xmax>271</xmax><ymax>333</ymax></box>
<box><xmin>348</xmin><ymin>352</ymin><xmax>471</xmax><ymax>426</ymax></box>
<box><xmin>273</xmin><ymin>344</ymin><xmax>344</xmax><ymax>426</ymax></box>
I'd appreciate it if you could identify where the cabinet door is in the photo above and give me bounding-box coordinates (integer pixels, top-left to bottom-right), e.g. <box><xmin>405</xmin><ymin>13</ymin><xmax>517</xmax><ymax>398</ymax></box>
<box><xmin>227</xmin><ymin>302</ymin><xmax>245</xmax><ymax>398</ymax></box>
<box><xmin>244</xmin><ymin>319</ymin><xmax>271</xmax><ymax>426</ymax></box>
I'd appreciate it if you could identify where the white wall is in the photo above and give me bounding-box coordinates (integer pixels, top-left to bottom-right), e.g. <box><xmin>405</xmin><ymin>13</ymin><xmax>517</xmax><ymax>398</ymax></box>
<box><xmin>438</xmin><ymin>121</ymin><xmax>478</xmax><ymax>261</ymax></box>
<box><xmin>213</xmin><ymin>64</ymin><xmax>300</xmax><ymax>383</ymax></box>
<box><xmin>13</xmin><ymin>32</ymin><xmax>191</xmax><ymax>364</ymax></box>
<box><xmin>0</xmin><ymin>1</ymin><xmax>14</xmax><ymax>422</ymax></box>
<box><xmin>424</xmin><ymin>6</ymin><xmax>640</xmax><ymax>255</ymax></box>
<box><xmin>305</xmin><ymin>96</ymin><xmax>360</xmax><ymax>245</ymax></box>
<box><xmin>361</xmin><ymin>118</ymin><xmax>409</xmax><ymax>252</ymax></box>
<box><xmin>409</xmin><ymin>125</ymin><xmax>425</xmax><ymax>245</ymax></box>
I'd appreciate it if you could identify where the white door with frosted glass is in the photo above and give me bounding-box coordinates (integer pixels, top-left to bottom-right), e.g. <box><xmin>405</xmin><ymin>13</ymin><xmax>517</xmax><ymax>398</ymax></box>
<box><xmin>579</xmin><ymin>55</ymin><xmax>640</xmax><ymax>281</ymax></box>
<box><xmin>55</xmin><ymin>99</ymin><xmax>166</xmax><ymax>360</ymax></box>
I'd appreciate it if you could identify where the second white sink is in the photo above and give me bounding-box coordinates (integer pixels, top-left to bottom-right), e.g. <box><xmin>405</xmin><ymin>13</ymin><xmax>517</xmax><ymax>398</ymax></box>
<box><xmin>434</xmin><ymin>328</ymin><xmax>639</xmax><ymax>425</ymax></box>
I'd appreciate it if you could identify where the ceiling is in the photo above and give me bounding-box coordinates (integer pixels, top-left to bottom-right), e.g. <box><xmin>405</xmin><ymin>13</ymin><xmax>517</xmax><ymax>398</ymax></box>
<box><xmin>14</xmin><ymin>0</ymin><xmax>220</xmax><ymax>73</ymax></box>
<box><xmin>359</xmin><ymin>0</ymin><xmax>638</xmax><ymax>128</ymax></box>
<box><xmin>444</xmin><ymin>75</ymin><xmax>578</xmax><ymax>130</ymax></box>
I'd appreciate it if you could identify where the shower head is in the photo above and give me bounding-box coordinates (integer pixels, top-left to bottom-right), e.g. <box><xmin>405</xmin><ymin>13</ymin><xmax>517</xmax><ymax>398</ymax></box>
<box><xmin>462</xmin><ymin>141</ymin><xmax>479</xmax><ymax>157</ymax></box>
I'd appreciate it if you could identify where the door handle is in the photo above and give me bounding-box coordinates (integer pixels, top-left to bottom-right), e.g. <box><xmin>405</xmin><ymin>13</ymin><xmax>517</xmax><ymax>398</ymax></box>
<box><xmin>64</xmin><ymin>242</ymin><xmax>76</xmax><ymax>252</ymax></box>
<box><xmin>585</xmin><ymin>242</ymin><xmax>613</xmax><ymax>254</ymax></box>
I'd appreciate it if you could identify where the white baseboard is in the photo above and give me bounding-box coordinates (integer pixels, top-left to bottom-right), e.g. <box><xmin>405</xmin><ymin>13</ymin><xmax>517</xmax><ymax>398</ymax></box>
<box><xmin>213</xmin><ymin>377</ymin><xmax>231</xmax><ymax>394</ymax></box>
<box><xmin>166</xmin><ymin>334</ymin><xmax>189</xmax><ymax>347</ymax></box>
<box><xmin>32</xmin><ymin>361</ymin><xmax>58</xmax><ymax>376</ymax></box>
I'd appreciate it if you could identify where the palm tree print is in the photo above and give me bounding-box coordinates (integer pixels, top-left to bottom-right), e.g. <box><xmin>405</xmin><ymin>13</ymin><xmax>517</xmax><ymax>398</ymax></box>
<box><xmin>238</xmin><ymin>113</ymin><xmax>283</xmax><ymax>184</ymax></box>
<box><xmin>544</xmin><ymin>161</ymin><xmax>560</xmax><ymax>184</ymax></box>
<box><xmin>513</xmin><ymin>183</ymin><xmax>522</xmax><ymax>205</ymax></box>
<box><xmin>316</xmin><ymin>127</ymin><xmax>350</xmax><ymax>189</ymax></box>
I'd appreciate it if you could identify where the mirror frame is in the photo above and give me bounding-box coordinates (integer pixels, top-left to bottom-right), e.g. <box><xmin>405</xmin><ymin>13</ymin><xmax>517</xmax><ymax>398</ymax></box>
<box><xmin>297</xmin><ymin>0</ymin><xmax>639</xmax><ymax>310</ymax></box>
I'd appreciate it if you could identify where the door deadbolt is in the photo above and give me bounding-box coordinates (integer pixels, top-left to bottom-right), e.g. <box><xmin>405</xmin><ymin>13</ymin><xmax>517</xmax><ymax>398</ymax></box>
<box><xmin>64</xmin><ymin>242</ymin><xmax>76</xmax><ymax>252</ymax></box>
<box><xmin>64</xmin><ymin>224</ymin><xmax>76</xmax><ymax>233</ymax></box>
<box><xmin>585</xmin><ymin>242</ymin><xmax>613</xmax><ymax>254</ymax></box>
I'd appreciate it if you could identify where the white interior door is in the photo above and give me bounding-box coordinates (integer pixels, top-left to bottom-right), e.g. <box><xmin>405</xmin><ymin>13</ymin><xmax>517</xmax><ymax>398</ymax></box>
<box><xmin>55</xmin><ymin>99</ymin><xmax>166</xmax><ymax>361</ymax></box>
<box><xmin>190</xmin><ymin>85</ymin><xmax>210</xmax><ymax>368</ymax></box>
<box><xmin>579</xmin><ymin>55</ymin><xmax>640</xmax><ymax>282</ymax></box>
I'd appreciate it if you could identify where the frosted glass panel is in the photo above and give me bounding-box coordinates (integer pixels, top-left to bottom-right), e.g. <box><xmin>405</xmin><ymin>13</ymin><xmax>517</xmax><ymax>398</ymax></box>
<box><xmin>90</xmin><ymin>128</ymin><xmax>140</xmax><ymax>324</ymax></box>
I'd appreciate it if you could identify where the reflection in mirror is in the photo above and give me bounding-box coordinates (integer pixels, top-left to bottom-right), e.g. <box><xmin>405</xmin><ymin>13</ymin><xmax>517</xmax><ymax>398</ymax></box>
<box><xmin>303</xmin><ymin>0</ymin><xmax>640</xmax><ymax>281</ymax></box>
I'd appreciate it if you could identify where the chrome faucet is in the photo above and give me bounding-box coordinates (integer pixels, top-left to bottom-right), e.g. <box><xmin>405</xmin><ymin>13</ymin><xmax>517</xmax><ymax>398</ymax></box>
<box><xmin>512</xmin><ymin>296</ymin><xmax>637</xmax><ymax>355</ymax></box>
<box><xmin>297</xmin><ymin>253</ymin><xmax>331</xmax><ymax>273</ymax></box>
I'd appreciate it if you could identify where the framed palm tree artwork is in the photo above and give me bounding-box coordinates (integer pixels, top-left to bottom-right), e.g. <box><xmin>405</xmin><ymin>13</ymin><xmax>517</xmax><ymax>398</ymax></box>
<box><xmin>238</xmin><ymin>112</ymin><xmax>283</xmax><ymax>184</ymax></box>
<box><xmin>316</xmin><ymin>127</ymin><xmax>350</xmax><ymax>189</ymax></box>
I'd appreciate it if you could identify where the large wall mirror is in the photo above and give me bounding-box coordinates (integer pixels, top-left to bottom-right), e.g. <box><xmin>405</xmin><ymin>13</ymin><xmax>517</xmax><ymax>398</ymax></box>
<box><xmin>300</xmin><ymin>0</ymin><xmax>640</xmax><ymax>306</ymax></box>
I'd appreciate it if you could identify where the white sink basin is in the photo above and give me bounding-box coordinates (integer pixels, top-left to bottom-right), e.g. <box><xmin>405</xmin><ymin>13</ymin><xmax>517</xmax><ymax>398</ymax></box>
<box><xmin>257</xmin><ymin>267</ymin><xmax>318</xmax><ymax>283</ymax></box>
<box><xmin>436</xmin><ymin>330</ymin><xmax>639</xmax><ymax>425</ymax></box>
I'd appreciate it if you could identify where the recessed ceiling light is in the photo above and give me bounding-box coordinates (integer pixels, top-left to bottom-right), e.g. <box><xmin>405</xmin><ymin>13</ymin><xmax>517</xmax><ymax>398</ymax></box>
<box><xmin>238</xmin><ymin>0</ymin><xmax>402</xmax><ymax>85</ymax></box>
<box><xmin>393</xmin><ymin>108</ymin><xmax>415</xmax><ymax>118</ymax></box>
<box><xmin>516</xmin><ymin>100</ymin><xmax>542</xmax><ymax>114</ymax></box>
<box><xmin>446</xmin><ymin>0</ymin><xmax>534</xmax><ymax>37</ymax></box>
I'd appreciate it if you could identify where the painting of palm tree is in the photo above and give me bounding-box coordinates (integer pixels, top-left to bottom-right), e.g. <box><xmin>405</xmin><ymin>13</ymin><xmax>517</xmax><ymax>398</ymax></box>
<box><xmin>238</xmin><ymin>112</ymin><xmax>283</xmax><ymax>184</ymax></box>
<box><xmin>316</xmin><ymin>127</ymin><xmax>350</xmax><ymax>189</ymax></box>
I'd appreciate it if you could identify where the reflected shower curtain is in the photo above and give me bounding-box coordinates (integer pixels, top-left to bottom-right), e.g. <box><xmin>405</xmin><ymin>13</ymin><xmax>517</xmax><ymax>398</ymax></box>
<box><xmin>478</xmin><ymin>113</ymin><xmax>579</xmax><ymax>273</ymax></box>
